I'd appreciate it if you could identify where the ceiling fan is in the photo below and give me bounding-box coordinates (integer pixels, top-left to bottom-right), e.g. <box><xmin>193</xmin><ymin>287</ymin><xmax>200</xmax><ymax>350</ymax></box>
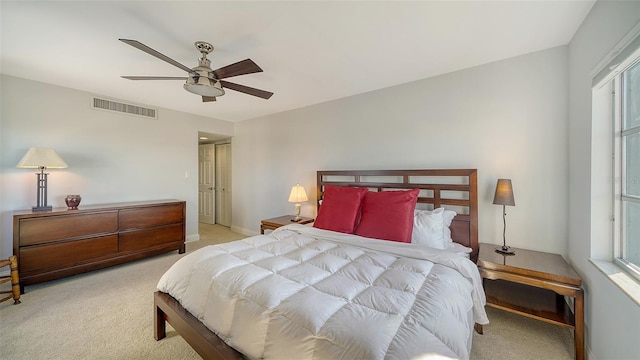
<box><xmin>119</xmin><ymin>39</ymin><xmax>273</xmax><ymax>102</ymax></box>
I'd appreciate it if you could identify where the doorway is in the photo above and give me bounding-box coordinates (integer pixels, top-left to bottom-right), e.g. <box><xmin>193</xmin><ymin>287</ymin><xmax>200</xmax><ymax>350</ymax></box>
<box><xmin>198</xmin><ymin>144</ymin><xmax>215</xmax><ymax>224</ymax></box>
<box><xmin>198</xmin><ymin>132</ymin><xmax>232</xmax><ymax>228</ymax></box>
<box><xmin>214</xmin><ymin>143</ymin><xmax>231</xmax><ymax>227</ymax></box>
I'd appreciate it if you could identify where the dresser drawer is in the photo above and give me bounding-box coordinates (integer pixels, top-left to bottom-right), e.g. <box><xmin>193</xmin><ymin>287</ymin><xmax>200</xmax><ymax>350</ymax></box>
<box><xmin>119</xmin><ymin>223</ymin><xmax>184</xmax><ymax>252</ymax></box>
<box><xmin>20</xmin><ymin>235</ymin><xmax>118</xmax><ymax>274</ymax></box>
<box><xmin>18</xmin><ymin>212</ymin><xmax>118</xmax><ymax>246</ymax></box>
<box><xmin>119</xmin><ymin>204</ymin><xmax>184</xmax><ymax>230</ymax></box>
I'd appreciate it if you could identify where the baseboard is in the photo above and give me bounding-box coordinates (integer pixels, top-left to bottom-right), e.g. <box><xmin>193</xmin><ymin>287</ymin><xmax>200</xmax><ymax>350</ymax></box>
<box><xmin>230</xmin><ymin>225</ymin><xmax>258</xmax><ymax>237</ymax></box>
<box><xmin>587</xmin><ymin>343</ymin><xmax>595</xmax><ymax>360</ymax></box>
<box><xmin>186</xmin><ymin>234</ymin><xmax>200</xmax><ymax>243</ymax></box>
<box><xmin>583</xmin><ymin>322</ymin><xmax>595</xmax><ymax>360</ymax></box>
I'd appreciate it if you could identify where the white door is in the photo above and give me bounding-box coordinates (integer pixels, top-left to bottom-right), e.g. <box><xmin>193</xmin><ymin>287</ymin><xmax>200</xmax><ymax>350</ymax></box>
<box><xmin>198</xmin><ymin>144</ymin><xmax>215</xmax><ymax>224</ymax></box>
<box><xmin>215</xmin><ymin>143</ymin><xmax>232</xmax><ymax>227</ymax></box>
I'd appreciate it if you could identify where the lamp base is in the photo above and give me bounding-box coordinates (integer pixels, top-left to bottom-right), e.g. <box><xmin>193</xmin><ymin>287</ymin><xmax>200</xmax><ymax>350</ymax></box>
<box><xmin>495</xmin><ymin>246</ymin><xmax>515</xmax><ymax>255</ymax></box>
<box><xmin>291</xmin><ymin>203</ymin><xmax>302</xmax><ymax>222</ymax></box>
<box><xmin>32</xmin><ymin>205</ymin><xmax>52</xmax><ymax>212</ymax></box>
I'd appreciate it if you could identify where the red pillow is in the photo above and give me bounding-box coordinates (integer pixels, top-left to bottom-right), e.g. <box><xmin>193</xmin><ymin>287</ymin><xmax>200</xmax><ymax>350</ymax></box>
<box><xmin>313</xmin><ymin>185</ymin><xmax>369</xmax><ymax>234</ymax></box>
<box><xmin>355</xmin><ymin>189</ymin><xmax>420</xmax><ymax>243</ymax></box>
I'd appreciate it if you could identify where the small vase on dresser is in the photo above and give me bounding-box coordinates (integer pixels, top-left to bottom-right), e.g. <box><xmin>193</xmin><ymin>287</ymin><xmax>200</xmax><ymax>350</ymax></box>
<box><xmin>64</xmin><ymin>195</ymin><xmax>81</xmax><ymax>210</ymax></box>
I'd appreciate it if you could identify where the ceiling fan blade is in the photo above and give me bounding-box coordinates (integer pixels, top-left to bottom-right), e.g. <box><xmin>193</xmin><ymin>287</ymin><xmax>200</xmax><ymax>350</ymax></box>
<box><xmin>220</xmin><ymin>80</ymin><xmax>273</xmax><ymax>99</ymax></box>
<box><xmin>213</xmin><ymin>59</ymin><xmax>263</xmax><ymax>79</ymax></box>
<box><xmin>121</xmin><ymin>76</ymin><xmax>188</xmax><ymax>80</ymax></box>
<box><xmin>119</xmin><ymin>39</ymin><xmax>194</xmax><ymax>74</ymax></box>
<box><xmin>202</xmin><ymin>96</ymin><xmax>217</xmax><ymax>102</ymax></box>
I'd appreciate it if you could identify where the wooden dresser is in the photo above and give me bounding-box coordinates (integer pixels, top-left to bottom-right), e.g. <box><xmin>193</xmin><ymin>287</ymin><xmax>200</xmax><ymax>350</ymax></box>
<box><xmin>13</xmin><ymin>200</ymin><xmax>186</xmax><ymax>292</ymax></box>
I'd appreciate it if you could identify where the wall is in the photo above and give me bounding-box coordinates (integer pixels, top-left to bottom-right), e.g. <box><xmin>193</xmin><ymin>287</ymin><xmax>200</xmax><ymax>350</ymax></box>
<box><xmin>233</xmin><ymin>46</ymin><xmax>570</xmax><ymax>258</ymax></box>
<box><xmin>0</xmin><ymin>75</ymin><xmax>235</xmax><ymax>258</ymax></box>
<box><xmin>568</xmin><ymin>1</ymin><xmax>640</xmax><ymax>359</ymax></box>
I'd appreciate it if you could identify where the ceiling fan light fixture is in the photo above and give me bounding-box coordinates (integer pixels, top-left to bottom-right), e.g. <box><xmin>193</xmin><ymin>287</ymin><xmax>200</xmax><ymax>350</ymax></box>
<box><xmin>120</xmin><ymin>39</ymin><xmax>271</xmax><ymax>100</ymax></box>
<box><xmin>184</xmin><ymin>78</ymin><xmax>225</xmax><ymax>97</ymax></box>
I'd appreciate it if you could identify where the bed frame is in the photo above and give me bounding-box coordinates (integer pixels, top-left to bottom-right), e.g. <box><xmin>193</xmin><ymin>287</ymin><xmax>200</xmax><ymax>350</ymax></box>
<box><xmin>317</xmin><ymin>169</ymin><xmax>479</xmax><ymax>261</ymax></box>
<box><xmin>154</xmin><ymin>168</ymin><xmax>479</xmax><ymax>359</ymax></box>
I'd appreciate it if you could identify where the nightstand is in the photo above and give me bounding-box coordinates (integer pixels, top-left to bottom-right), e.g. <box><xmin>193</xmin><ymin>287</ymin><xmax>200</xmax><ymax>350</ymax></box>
<box><xmin>260</xmin><ymin>215</ymin><xmax>314</xmax><ymax>234</ymax></box>
<box><xmin>477</xmin><ymin>243</ymin><xmax>584</xmax><ymax>360</ymax></box>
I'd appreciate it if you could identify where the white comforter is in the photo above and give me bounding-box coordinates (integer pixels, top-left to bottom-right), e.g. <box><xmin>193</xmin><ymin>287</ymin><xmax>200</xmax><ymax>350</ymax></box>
<box><xmin>157</xmin><ymin>224</ymin><xmax>488</xmax><ymax>360</ymax></box>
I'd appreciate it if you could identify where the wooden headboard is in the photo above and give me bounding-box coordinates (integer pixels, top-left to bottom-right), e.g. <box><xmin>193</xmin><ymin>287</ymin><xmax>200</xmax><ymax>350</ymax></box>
<box><xmin>317</xmin><ymin>169</ymin><xmax>479</xmax><ymax>262</ymax></box>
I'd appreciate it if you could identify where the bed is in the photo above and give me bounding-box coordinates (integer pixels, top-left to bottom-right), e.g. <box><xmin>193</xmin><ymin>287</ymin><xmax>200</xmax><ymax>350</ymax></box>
<box><xmin>154</xmin><ymin>169</ymin><xmax>487</xmax><ymax>360</ymax></box>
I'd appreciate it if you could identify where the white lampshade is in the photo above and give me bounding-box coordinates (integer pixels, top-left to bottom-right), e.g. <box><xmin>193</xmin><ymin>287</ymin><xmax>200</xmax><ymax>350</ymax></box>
<box><xmin>288</xmin><ymin>184</ymin><xmax>308</xmax><ymax>203</ymax></box>
<box><xmin>16</xmin><ymin>147</ymin><xmax>68</xmax><ymax>169</ymax></box>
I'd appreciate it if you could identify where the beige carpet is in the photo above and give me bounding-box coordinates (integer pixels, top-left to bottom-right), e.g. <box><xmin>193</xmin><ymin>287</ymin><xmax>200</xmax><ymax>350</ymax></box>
<box><xmin>0</xmin><ymin>224</ymin><xmax>574</xmax><ymax>359</ymax></box>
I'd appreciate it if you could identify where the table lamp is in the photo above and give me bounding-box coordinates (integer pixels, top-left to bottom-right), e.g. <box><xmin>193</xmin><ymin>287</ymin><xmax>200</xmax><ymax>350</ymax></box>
<box><xmin>288</xmin><ymin>184</ymin><xmax>308</xmax><ymax>222</ymax></box>
<box><xmin>16</xmin><ymin>147</ymin><xmax>68</xmax><ymax>211</ymax></box>
<box><xmin>493</xmin><ymin>178</ymin><xmax>515</xmax><ymax>254</ymax></box>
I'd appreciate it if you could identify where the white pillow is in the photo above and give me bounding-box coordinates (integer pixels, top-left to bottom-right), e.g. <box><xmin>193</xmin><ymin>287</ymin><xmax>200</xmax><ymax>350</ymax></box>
<box><xmin>443</xmin><ymin>209</ymin><xmax>457</xmax><ymax>246</ymax></box>
<box><xmin>411</xmin><ymin>207</ymin><xmax>447</xmax><ymax>249</ymax></box>
<box><xmin>411</xmin><ymin>207</ymin><xmax>458</xmax><ymax>250</ymax></box>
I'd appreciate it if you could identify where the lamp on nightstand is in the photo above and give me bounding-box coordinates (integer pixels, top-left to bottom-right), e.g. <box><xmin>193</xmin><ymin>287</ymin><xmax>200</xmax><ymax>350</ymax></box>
<box><xmin>493</xmin><ymin>178</ymin><xmax>515</xmax><ymax>255</ymax></box>
<box><xmin>288</xmin><ymin>184</ymin><xmax>308</xmax><ymax>222</ymax></box>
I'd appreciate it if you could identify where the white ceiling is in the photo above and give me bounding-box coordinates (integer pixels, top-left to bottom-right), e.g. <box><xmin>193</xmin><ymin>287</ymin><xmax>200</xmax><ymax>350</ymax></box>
<box><xmin>1</xmin><ymin>1</ymin><xmax>595</xmax><ymax>123</ymax></box>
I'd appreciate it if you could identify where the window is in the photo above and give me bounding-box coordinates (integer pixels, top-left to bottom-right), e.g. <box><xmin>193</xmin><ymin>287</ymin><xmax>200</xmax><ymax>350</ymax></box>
<box><xmin>591</xmin><ymin>25</ymin><xmax>640</xmax><ymax>301</ymax></box>
<box><xmin>614</xmin><ymin>54</ymin><xmax>640</xmax><ymax>279</ymax></box>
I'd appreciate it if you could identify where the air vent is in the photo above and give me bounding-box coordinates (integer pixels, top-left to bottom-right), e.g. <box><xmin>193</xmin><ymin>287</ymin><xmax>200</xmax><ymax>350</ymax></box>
<box><xmin>92</xmin><ymin>97</ymin><xmax>157</xmax><ymax>119</ymax></box>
